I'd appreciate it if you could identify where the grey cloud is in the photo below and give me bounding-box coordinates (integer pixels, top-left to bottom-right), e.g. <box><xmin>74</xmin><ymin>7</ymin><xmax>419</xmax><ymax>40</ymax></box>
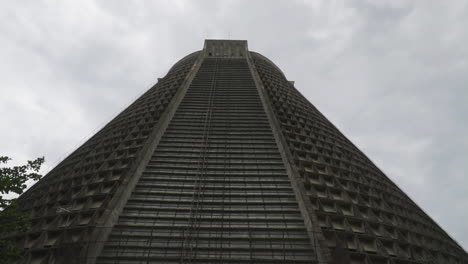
<box><xmin>1</xmin><ymin>0</ymin><xmax>467</xmax><ymax>249</ymax></box>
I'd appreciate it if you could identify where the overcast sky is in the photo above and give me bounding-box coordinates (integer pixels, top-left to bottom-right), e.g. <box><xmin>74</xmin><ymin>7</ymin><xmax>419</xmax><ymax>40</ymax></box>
<box><xmin>1</xmin><ymin>0</ymin><xmax>467</xmax><ymax>249</ymax></box>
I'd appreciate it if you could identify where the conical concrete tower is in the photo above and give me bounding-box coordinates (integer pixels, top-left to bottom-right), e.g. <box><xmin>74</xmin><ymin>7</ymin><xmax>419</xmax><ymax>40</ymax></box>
<box><xmin>6</xmin><ymin>40</ymin><xmax>467</xmax><ymax>264</ymax></box>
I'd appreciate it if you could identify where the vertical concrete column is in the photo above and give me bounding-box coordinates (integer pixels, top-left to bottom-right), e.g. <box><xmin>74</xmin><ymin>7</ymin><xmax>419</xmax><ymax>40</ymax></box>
<box><xmin>82</xmin><ymin>52</ymin><xmax>206</xmax><ymax>264</ymax></box>
<box><xmin>245</xmin><ymin>51</ymin><xmax>331</xmax><ymax>264</ymax></box>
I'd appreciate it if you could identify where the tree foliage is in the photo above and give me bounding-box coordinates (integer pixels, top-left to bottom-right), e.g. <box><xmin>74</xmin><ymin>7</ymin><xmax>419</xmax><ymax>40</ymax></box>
<box><xmin>0</xmin><ymin>156</ymin><xmax>44</xmax><ymax>263</ymax></box>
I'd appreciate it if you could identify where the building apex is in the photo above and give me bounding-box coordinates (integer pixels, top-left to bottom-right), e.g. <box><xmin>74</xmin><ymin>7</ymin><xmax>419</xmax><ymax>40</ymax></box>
<box><xmin>203</xmin><ymin>39</ymin><xmax>248</xmax><ymax>58</ymax></box>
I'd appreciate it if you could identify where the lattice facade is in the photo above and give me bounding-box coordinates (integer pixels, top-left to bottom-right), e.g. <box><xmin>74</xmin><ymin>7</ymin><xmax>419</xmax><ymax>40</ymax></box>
<box><xmin>4</xmin><ymin>40</ymin><xmax>467</xmax><ymax>264</ymax></box>
<box><xmin>7</xmin><ymin>52</ymin><xmax>200</xmax><ymax>263</ymax></box>
<box><xmin>251</xmin><ymin>52</ymin><xmax>468</xmax><ymax>264</ymax></box>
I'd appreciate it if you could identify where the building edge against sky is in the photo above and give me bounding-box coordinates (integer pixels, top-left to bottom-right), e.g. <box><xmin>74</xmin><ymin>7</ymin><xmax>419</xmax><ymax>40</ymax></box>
<box><xmin>3</xmin><ymin>40</ymin><xmax>467</xmax><ymax>264</ymax></box>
